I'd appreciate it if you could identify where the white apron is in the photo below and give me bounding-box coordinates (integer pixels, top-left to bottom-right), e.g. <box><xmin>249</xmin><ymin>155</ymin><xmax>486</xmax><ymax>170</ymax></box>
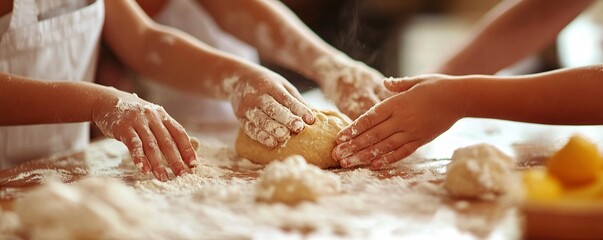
<box><xmin>139</xmin><ymin>0</ymin><xmax>258</xmax><ymax>123</ymax></box>
<box><xmin>0</xmin><ymin>0</ymin><xmax>104</xmax><ymax>168</ymax></box>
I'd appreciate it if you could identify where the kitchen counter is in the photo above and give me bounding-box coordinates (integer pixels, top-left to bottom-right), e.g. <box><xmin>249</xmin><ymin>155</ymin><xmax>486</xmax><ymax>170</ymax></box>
<box><xmin>2</xmin><ymin>112</ymin><xmax>603</xmax><ymax>239</ymax></box>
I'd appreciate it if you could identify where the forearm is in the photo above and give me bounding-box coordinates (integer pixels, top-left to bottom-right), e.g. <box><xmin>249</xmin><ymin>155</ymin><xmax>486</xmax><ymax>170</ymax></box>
<box><xmin>196</xmin><ymin>0</ymin><xmax>344</xmax><ymax>82</ymax></box>
<box><xmin>103</xmin><ymin>0</ymin><xmax>272</xmax><ymax>100</ymax></box>
<box><xmin>0</xmin><ymin>73</ymin><xmax>112</xmax><ymax>125</ymax></box>
<box><xmin>462</xmin><ymin>65</ymin><xmax>603</xmax><ymax>124</ymax></box>
<box><xmin>435</xmin><ymin>0</ymin><xmax>593</xmax><ymax>75</ymax></box>
<box><xmin>131</xmin><ymin>26</ymin><xmax>270</xmax><ymax>99</ymax></box>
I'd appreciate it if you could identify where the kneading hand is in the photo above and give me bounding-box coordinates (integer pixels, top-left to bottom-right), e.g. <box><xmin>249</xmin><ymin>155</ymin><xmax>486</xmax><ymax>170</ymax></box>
<box><xmin>332</xmin><ymin>74</ymin><xmax>467</xmax><ymax>169</ymax></box>
<box><xmin>314</xmin><ymin>55</ymin><xmax>391</xmax><ymax>120</ymax></box>
<box><xmin>92</xmin><ymin>89</ymin><xmax>198</xmax><ymax>181</ymax></box>
<box><xmin>229</xmin><ymin>72</ymin><xmax>315</xmax><ymax>148</ymax></box>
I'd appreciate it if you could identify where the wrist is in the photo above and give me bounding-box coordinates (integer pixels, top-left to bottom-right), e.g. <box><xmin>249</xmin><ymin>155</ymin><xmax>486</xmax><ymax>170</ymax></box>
<box><xmin>287</xmin><ymin>43</ymin><xmax>342</xmax><ymax>81</ymax></box>
<box><xmin>309</xmin><ymin>53</ymin><xmax>357</xmax><ymax>88</ymax></box>
<box><xmin>214</xmin><ymin>60</ymin><xmax>261</xmax><ymax>100</ymax></box>
<box><xmin>444</xmin><ymin>77</ymin><xmax>471</xmax><ymax>120</ymax></box>
<box><xmin>90</xmin><ymin>84</ymin><xmax>119</xmax><ymax>121</ymax></box>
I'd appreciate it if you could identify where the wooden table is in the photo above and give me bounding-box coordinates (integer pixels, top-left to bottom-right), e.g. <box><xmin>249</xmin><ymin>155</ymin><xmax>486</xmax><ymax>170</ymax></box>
<box><xmin>2</xmin><ymin>116</ymin><xmax>603</xmax><ymax>239</ymax></box>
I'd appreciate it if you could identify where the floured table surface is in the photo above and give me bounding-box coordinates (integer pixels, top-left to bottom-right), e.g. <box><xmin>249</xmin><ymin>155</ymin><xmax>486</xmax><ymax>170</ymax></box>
<box><xmin>2</xmin><ymin>118</ymin><xmax>603</xmax><ymax>239</ymax></box>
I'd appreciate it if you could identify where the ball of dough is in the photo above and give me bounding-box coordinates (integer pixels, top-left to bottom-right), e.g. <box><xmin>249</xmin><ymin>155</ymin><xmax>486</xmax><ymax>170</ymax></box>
<box><xmin>444</xmin><ymin>143</ymin><xmax>515</xmax><ymax>199</ymax></box>
<box><xmin>235</xmin><ymin>110</ymin><xmax>351</xmax><ymax>169</ymax></box>
<box><xmin>256</xmin><ymin>155</ymin><xmax>341</xmax><ymax>205</ymax></box>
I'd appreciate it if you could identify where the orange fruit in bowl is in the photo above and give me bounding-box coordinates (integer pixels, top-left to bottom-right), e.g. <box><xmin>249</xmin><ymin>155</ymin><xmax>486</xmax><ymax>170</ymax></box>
<box><xmin>522</xmin><ymin>168</ymin><xmax>563</xmax><ymax>201</ymax></box>
<box><xmin>547</xmin><ymin>135</ymin><xmax>603</xmax><ymax>187</ymax></box>
<box><xmin>564</xmin><ymin>174</ymin><xmax>603</xmax><ymax>200</ymax></box>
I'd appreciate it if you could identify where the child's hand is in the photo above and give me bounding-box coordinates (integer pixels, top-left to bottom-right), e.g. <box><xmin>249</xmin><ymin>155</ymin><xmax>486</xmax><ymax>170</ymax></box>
<box><xmin>230</xmin><ymin>72</ymin><xmax>315</xmax><ymax>148</ymax></box>
<box><xmin>314</xmin><ymin>56</ymin><xmax>391</xmax><ymax>119</ymax></box>
<box><xmin>92</xmin><ymin>89</ymin><xmax>198</xmax><ymax>181</ymax></box>
<box><xmin>332</xmin><ymin>74</ymin><xmax>467</xmax><ymax>169</ymax></box>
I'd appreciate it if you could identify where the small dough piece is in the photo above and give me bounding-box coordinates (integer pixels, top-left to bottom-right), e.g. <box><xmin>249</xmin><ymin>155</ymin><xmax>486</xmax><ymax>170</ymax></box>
<box><xmin>256</xmin><ymin>155</ymin><xmax>341</xmax><ymax>205</ymax></box>
<box><xmin>236</xmin><ymin>110</ymin><xmax>351</xmax><ymax>169</ymax></box>
<box><xmin>444</xmin><ymin>143</ymin><xmax>515</xmax><ymax>199</ymax></box>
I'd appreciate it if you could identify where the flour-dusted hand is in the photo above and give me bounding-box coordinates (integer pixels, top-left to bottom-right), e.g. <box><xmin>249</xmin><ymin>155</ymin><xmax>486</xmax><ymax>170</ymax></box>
<box><xmin>314</xmin><ymin>55</ymin><xmax>391</xmax><ymax>120</ymax></box>
<box><xmin>92</xmin><ymin>88</ymin><xmax>198</xmax><ymax>181</ymax></box>
<box><xmin>228</xmin><ymin>72</ymin><xmax>315</xmax><ymax>148</ymax></box>
<box><xmin>332</xmin><ymin>74</ymin><xmax>467</xmax><ymax>169</ymax></box>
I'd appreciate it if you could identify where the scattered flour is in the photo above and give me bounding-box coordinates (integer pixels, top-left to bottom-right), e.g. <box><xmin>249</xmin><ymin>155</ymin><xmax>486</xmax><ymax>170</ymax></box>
<box><xmin>0</xmin><ymin>208</ymin><xmax>19</xmax><ymax>237</ymax></box>
<box><xmin>9</xmin><ymin>178</ymin><xmax>161</xmax><ymax>240</ymax></box>
<box><xmin>237</xmin><ymin>158</ymin><xmax>263</xmax><ymax>170</ymax></box>
<box><xmin>1</xmin><ymin>139</ymin><xmax>519</xmax><ymax>239</ymax></box>
<box><xmin>6</xmin><ymin>168</ymin><xmax>77</xmax><ymax>184</ymax></box>
<box><xmin>146</xmin><ymin>51</ymin><xmax>162</xmax><ymax>65</ymax></box>
<box><xmin>220</xmin><ymin>76</ymin><xmax>240</xmax><ymax>99</ymax></box>
<box><xmin>160</xmin><ymin>35</ymin><xmax>176</xmax><ymax>45</ymax></box>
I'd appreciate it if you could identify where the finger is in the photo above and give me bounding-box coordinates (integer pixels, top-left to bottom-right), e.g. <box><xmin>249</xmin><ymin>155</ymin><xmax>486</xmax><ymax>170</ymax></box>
<box><xmin>336</xmin><ymin>105</ymin><xmax>390</xmax><ymax>144</ymax></box>
<box><xmin>283</xmin><ymin>84</ymin><xmax>316</xmax><ymax>124</ymax></box>
<box><xmin>332</xmin><ymin>119</ymin><xmax>396</xmax><ymax>160</ymax></box>
<box><xmin>270</xmin><ymin>88</ymin><xmax>315</xmax><ymax>124</ymax></box>
<box><xmin>338</xmin><ymin>132</ymin><xmax>408</xmax><ymax>168</ymax></box>
<box><xmin>136</xmin><ymin>125</ymin><xmax>169</xmax><ymax>181</ymax></box>
<box><xmin>162</xmin><ymin>116</ymin><xmax>199</xmax><ymax>168</ymax></box>
<box><xmin>370</xmin><ymin>140</ymin><xmax>423</xmax><ymax>169</ymax></box>
<box><xmin>375</xmin><ymin>84</ymin><xmax>393</xmax><ymax>100</ymax></box>
<box><xmin>282</xmin><ymin>81</ymin><xmax>311</xmax><ymax>107</ymax></box>
<box><xmin>118</xmin><ymin>128</ymin><xmax>151</xmax><ymax>174</ymax></box>
<box><xmin>148</xmin><ymin>113</ymin><xmax>190</xmax><ymax>176</ymax></box>
<box><xmin>384</xmin><ymin>77</ymin><xmax>422</xmax><ymax>92</ymax></box>
<box><xmin>246</xmin><ymin>108</ymin><xmax>290</xmax><ymax>141</ymax></box>
<box><xmin>240</xmin><ymin>118</ymin><xmax>279</xmax><ymax>148</ymax></box>
<box><xmin>259</xmin><ymin>95</ymin><xmax>306</xmax><ymax>133</ymax></box>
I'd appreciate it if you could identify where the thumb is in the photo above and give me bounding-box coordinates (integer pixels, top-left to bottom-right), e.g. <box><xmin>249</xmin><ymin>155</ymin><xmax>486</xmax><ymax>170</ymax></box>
<box><xmin>383</xmin><ymin>77</ymin><xmax>423</xmax><ymax>92</ymax></box>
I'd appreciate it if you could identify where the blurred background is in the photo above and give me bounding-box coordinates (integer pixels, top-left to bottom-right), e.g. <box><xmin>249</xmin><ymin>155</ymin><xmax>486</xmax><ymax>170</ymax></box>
<box><xmin>97</xmin><ymin>0</ymin><xmax>603</xmax><ymax>94</ymax></box>
<box><xmin>275</xmin><ymin>0</ymin><xmax>603</xmax><ymax>91</ymax></box>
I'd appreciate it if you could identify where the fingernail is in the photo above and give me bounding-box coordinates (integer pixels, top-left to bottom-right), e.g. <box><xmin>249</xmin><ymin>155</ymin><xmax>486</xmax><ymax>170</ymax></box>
<box><xmin>190</xmin><ymin>159</ymin><xmax>199</xmax><ymax>167</ymax></box>
<box><xmin>340</xmin><ymin>159</ymin><xmax>350</xmax><ymax>168</ymax></box>
<box><xmin>292</xmin><ymin>120</ymin><xmax>305</xmax><ymax>133</ymax></box>
<box><xmin>303</xmin><ymin>113</ymin><xmax>314</xmax><ymax>124</ymax></box>
<box><xmin>152</xmin><ymin>170</ymin><xmax>162</xmax><ymax>180</ymax></box>
<box><xmin>154</xmin><ymin>170</ymin><xmax>169</xmax><ymax>182</ymax></box>
<box><xmin>189</xmin><ymin>157</ymin><xmax>199</xmax><ymax>166</ymax></box>
<box><xmin>371</xmin><ymin>160</ymin><xmax>386</xmax><ymax>169</ymax></box>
